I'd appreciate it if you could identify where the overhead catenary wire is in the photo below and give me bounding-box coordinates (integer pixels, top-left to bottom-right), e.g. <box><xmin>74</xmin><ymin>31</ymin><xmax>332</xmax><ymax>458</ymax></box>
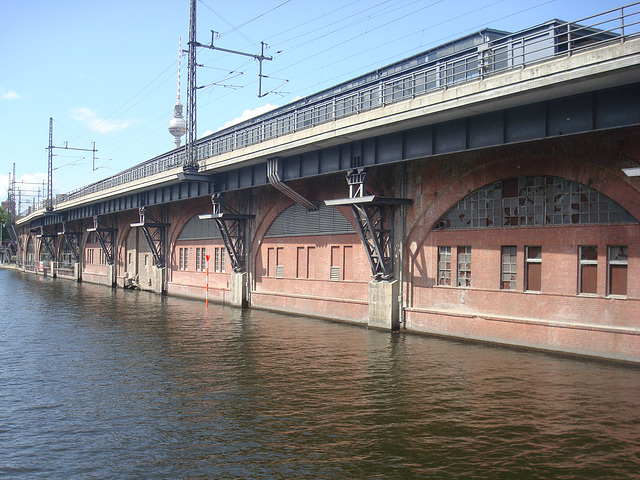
<box><xmin>37</xmin><ymin>0</ymin><xmax>570</xmax><ymax>196</ymax></box>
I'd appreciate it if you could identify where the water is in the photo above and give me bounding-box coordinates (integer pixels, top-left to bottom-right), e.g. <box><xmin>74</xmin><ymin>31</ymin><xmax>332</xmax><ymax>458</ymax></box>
<box><xmin>1</xmin><ymin>269</ymin><xmax>639</xmax><ymax>479</ymax></box>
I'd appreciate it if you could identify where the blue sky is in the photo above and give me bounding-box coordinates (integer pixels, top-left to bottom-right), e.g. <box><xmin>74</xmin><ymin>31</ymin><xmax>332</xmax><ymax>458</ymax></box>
<box><xmin>0</xmin><ymin>0</ymin><xmax>626</xmax><ymax>209</ymax></box>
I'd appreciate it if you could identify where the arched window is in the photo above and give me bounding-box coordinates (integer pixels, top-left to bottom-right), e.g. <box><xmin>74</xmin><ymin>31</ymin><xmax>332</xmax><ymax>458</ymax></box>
<box><xmin>435</xmin><ymin>176</ymin><xmax>637</xmax><ymax>230</ymax></box>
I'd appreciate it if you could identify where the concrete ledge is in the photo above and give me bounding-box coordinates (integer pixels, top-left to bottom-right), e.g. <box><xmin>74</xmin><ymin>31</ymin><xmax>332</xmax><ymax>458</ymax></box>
<box><xmin>405</xmin><ymin>308</ymin><xmax>640</xmax><ymax>363</ymax></box>
<box><xmin>251</xmin><ymin>290</ymin><xmax>368</xmax><ymax>324</ymax></box>
<box><xmin>167</xmin><ymin>282</ymin><xmax>230</xmax><ymax>303</ymax></box>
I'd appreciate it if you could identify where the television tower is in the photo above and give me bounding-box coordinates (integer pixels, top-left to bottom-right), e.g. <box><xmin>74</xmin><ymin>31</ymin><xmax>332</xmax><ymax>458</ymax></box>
<box><xmin>168</xmin><ymin>38</ymin><xmax>187</xmax><ymax>148</ymax></box>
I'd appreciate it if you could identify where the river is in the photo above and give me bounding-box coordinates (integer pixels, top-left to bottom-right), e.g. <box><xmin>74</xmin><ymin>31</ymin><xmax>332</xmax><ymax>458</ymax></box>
<box><xmin>0</xmin><ymin>269</ymin><xmax>639</xmax><ymax>479</ymax></box>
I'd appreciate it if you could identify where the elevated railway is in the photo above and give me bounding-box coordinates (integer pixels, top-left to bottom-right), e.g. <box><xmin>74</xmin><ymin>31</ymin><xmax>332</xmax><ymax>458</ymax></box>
<box><xmin>11</xmin><ymin>3</ymin><xmax>640</xmax><ymax>363</ymax></box>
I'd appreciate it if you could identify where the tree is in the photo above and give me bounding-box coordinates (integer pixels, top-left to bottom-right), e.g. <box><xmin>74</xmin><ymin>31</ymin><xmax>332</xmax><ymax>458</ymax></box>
<box><xmin>0</xmin><ymin>206</ymin><xmax>8</xmax><ymax>241</ymax></box>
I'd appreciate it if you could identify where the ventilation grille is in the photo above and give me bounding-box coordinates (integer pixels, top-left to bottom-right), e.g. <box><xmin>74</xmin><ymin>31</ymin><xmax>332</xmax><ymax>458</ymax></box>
<box><xmin>266</xmin><ymin>204</ymin><xmax>355</xmax><ymax>238</ymax></box>
<box><xmin>330</xmin><ymin>266</ymin><xmax>340</xmax><ymax>281</ymax></box>
<box><xmin>178</xmin><ymin>216</ymin><xmax>223</xmax><ymax>239</ymax></box>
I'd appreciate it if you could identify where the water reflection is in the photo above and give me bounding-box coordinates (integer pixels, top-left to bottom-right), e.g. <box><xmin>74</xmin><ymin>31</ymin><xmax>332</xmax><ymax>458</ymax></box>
<box><xmin>1</xmin><ymin>269</ymin><xmax>639</xmax><ymax>479</ymax></box>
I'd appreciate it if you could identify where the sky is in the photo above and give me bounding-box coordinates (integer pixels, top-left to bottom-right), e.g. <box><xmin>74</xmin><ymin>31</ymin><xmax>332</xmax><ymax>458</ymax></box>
<box><xmin>0</xmin><ymin>0</ymin><xmax>627</xmax><ymax>211</ymax></box>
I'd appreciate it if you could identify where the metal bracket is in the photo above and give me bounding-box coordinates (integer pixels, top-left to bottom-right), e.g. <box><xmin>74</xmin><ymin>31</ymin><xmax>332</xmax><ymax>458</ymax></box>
<box><xmin>325</xmin><ymin>168</ymin><xmax>412</xmax><ymax>280</ymax></box>
<box><xmin>130</xmin><ymin>207</ymin><xmax>170</xmax><ymax>268</ymax></box>
<box><xmin>199</xmin><ymin>193</ymin><xmax>254</xmax><ymax>272</ymax></box>
<box><xmin>35</xmin><ymin>226</ymin><xmax>58</xmax><ymax>262</ymax></box>
<box><xmin>87</xmin><ymin>215</ymin><xmax>116</xmax><ymax>266</ymax></box>
<box><xmin>58</xmin><ymin>221</ymin><xmax>83</xmax><ymax>263</ymax></box>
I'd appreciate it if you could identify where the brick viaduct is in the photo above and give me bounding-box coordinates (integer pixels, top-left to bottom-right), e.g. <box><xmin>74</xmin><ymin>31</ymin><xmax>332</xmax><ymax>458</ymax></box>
<box><xmin>13</xmin><ymin>20</ymin><xmax>640</xmax><ymax>362</ymax></box>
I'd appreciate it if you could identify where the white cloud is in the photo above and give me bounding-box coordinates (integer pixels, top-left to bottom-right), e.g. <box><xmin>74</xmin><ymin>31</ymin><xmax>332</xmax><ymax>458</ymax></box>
<box><xmin>1</xmin><ymin>87</ymin><xmax>21</xmax><ymax>100</ymax></box>
<box><xmin>211</xmin><ymin>103</ymin><xmax>280</xmax><ymax>134</ymax></box>
<box><xmin>0</xmin><ymin>172</ymin><xmax>48</xmax><ymax>206</ymax></box>
<box><xmin>72</xmin><ymin>107</ymin><xmax>132</xmax><ymax>134</ymax></box>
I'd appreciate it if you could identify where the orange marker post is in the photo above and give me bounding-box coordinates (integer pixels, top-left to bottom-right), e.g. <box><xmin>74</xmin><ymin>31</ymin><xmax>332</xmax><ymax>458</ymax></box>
<box><xmin>205</xmin><ymin>254</ymin><xmax>210</xmax><ymax>307</ymax></box>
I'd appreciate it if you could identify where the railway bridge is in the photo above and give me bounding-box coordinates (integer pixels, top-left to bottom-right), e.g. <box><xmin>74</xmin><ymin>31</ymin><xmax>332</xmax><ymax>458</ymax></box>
<box><xmin>14</xmin><ymin>7</ymin><xmax>640</xmax><ymax>362</ymax></box>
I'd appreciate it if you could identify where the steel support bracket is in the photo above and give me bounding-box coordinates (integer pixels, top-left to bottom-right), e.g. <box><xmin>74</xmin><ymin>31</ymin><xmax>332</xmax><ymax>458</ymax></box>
<box><xmin>130</xmin><ymin>207</ymin><xmax>170</xmax><ymax>268</ymax></box>
<box><xmin>58</xmin><ymin>221</ymin><xmax>82</xmax><ymax>263</ymax></box>
<box><xmin>325</xmin><ymin>168</ymin><xmax>411</xmax><ymax>280</ymax></box>
<box><xmin>87</xmin><ymin>216</ymin><xmax>117</xmax><ymax>266</ymax></box>
<box><xmin>35</xmin><ymin>226</ymin><xmax>58</xmax><ymax>262</ymax></box>
<box><xmin>198</xmin><ymin>193</ymin><xmax>254</xmax><ymax>272</ymax></box>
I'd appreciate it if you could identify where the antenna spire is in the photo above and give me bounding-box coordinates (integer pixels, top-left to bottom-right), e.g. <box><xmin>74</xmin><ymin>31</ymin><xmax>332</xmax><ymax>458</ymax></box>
<box><xmin>177</xmin><ymin>37</ymin><xmax>182</xmax><ymax>103</ymax></box>
<box><xmin>169</xmin><ymin>37</ymin><xmax>187</xmax><ymax>148</ymax></box>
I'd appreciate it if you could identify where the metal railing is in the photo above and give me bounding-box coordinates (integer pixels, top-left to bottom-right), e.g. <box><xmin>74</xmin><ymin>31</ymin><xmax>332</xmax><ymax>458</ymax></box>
<box><xmin>38</xmin><ymin>2</ymin><xmax>640</xmax><ymax>210</ymax></box>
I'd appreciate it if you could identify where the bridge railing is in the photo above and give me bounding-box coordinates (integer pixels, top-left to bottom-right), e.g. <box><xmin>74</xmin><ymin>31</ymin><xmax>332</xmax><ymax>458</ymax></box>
<box><xmin>46</xmin><ymin>2</ymin><xmax>640</xmax><ymax>209</ymax></box>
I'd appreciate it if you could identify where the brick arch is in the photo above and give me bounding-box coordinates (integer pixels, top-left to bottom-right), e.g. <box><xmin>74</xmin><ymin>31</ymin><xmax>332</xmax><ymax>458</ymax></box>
<box><xmin>165</xmin><ymin>198</ymin><xmax>216</xmax><ymax>281</ymax></box>
<box><xmin>405</xmin><ymin>154</ymin><xmax>640</xmax><ymax>259</ymax></box>
<box><xmin>249</xmin><ymin>195</ymin><xmax>295</xmax><ymax>275</ymax></box>
<box><xmin>167</xmin><ymin>198</ymin><xmax>212</xmax><ymax>250</ymax></box>
<box><xmin>24</xmin><ymin>236</ymin><xmax>35</xmax><ymax>265</ymax></box>
<box><xmin>115</xmin><ymin>210</ymin><xmax>140</xmax><ymax>272</ymax></box>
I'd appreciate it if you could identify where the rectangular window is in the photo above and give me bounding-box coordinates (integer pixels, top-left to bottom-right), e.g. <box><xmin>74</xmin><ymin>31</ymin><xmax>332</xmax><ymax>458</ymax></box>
<box><xmin>267</xmin><ymin>247</ymin><xmax>275</xmax><ymax>277</ymax></box>
<box><xmin>296</xmin><ymin>247</ymin><xmax>306</xmax><ymax>278</ymax></box>
<box><xmin>579</xmin><ymin>246</ymin><xmax>598</xmax><ymax>294</ymax></box>
<box><xmin>608</xmin><ymin>246</ymin><xmax>628</xmax><ymax>296</ymax></box>
<box><xmin>343</xmin><ymin>245</ymin><xmax>353</xmax><ymax>281</ymax></box>
<box><xmin>196</xmin><ymin>248</ymin><xmax>201</xmax><ymax>272</ymax></box>
<box><xmin>215</xmin><ymin>248</ymin><xmax>220</xmax><ymax>272</ymax></box>
<box><xmin>184</xmin><ymin>248</ymin><xmax>188</xmax><ymax>270</ymax></box>
<box><xmin>276</xmin><ymin>247</ymin><xmax>284</xmax><ymax>279</ymax></box>
<box><xmin>501</xmin><ymin>246</ymin><xmax>517</xmax><ymax>290</ymax></box>
<box><xmin>307</xmin><ymin>247</ymin><xmax>316</xmax><ymax>279</ymax></box>
<box><xmin>437</xmin><ymin>246</ymin><xmax>452</xmax><ymax>286</ymax></box>
<box><xmin>457</xmin><ymin>246</ymin><xmax>471</xmax><ymax>287</ymax></box>
<box><xmin>179</xmin><ymin>248</ymin><xmax>184</xmax><ymax>270</ymax></box>
<box><xmin>220</xmin><ymin>247</ymin><xmax>226</xmax><ymax>273</ymax></box>
<box><xmin>525</xmin><ymin>246</ymin><xmax>542</xmax><ymax>292</ymax></box>
<box><xmin>201</xmin><ymin>248</ymin><xmax>206</xmax><ymax>272</ymax></box>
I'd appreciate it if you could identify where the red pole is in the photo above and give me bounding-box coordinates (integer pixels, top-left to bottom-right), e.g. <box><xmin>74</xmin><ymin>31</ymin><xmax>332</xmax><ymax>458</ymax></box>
<box><xmin>205</xmin><ymin>254</ymin><xmax>210</xmax><ymax>307</ymax></box>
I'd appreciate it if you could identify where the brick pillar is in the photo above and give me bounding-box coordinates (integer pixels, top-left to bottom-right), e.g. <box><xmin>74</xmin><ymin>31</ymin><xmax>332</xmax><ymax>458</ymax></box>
<box><xmin>368</xmin><ymin>279</ymin><xmax>400</xmax><ymax>330</ymax></box>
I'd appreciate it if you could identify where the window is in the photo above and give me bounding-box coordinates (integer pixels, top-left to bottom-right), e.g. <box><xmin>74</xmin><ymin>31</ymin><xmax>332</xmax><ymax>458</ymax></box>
<box><xmin>179</xmin><ymin>247</ymin><xmax>188</xmax><ymax>270</ymax></box>
<box><xmin>435</xmin><ymin>176</ymin><xmax>638</xmax><ymax>230</ymax></box>
<box><xmin>579</xmin><ymin>246</ymin><xmax>598</xmax><ymax>294</ymax></box>
<box><xmin>457</xmin><ymin>246</ymin><xmax>471</xmax><ymax>287</ymax></box>
<box><xmin>437</xmin><ymin>246</ymin><xmax>452</xmax><ymax>286</ymax></box>
<box><xmin>525</xmin><ymin>246</ymin><xmax>542</xmax><ymax>292</ymax></box>
<box><xmin>213</xmin><ymin>247</ymin><xmax>226</xmax><ymax>273</ymax></box>
<box><xmin>608</xmin><ymin>246</ymin><xmax>628</xmax><ymax>296</ymax></box>
<box><xmin>196</xmin><ymin>248</ymin><xmax>201</xmax><ymax>271</ymax></box>
<box><xmin>201</xmin><ymin>248</ymin><xmax>207</xmax><ymax>272</ymax></box>
<box><xmin>501</xmin><ymin>246</ymin><xmax>517</xmax><ymax>290</ymax></box>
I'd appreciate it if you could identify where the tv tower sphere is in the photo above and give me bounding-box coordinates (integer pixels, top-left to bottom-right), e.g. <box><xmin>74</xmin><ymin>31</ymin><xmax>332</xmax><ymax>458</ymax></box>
<box><xmin>169</xmin><ymin>103</ymin><xmax>187</xmax><ymax>148</ymax></box>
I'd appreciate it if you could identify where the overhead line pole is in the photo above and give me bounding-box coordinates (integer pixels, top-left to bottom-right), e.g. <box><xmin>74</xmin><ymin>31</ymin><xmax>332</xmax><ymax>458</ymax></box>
<box><xmin>46</xmin><ymin>117</ymin><xmax>97</xmax><ymax>212</ymax></box>
<box><xmin>183</xmin><ymin>0</ymin><xmax>273</xmax><ymax>173</ymax></box>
